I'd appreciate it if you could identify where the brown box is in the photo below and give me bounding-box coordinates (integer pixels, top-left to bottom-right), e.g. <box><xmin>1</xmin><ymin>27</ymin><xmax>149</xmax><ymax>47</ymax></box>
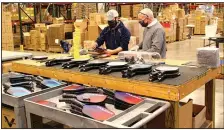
<box><xmin>74</xmin><ymin>19</ymin><xmax>88</xmax><ymax>33</ymax></box>
<box><xmin>87</xmin><ymin>25</ymin><xmax>100</xmax><ymax>41</ymax></box>
<box><xmin>47</xmin><ymin>24</ymin><xmax>65</xmax><ymax>46</ymax></box>
<box><xmin>179</xmin><ymin>99</ymin><xmax>193</xmax><ymax>128</ymax></box>
<box><xmin>35</xmin><ymin>23</ymin><xmax>46</xmax><ymax>32</ymax></box>
<box><xmin>192</xmin><ymin>104</ymin><xmax>206</xmax><ymax>128</ymax></box>
<box><xmin>175</xmin><ymin>9</ymin><xmax>185</xmax><ymax>19</ymax></box>
<box><xmin>53</xmin><ymin>17</ymin><xmax>64</xmax><ymax>24</ymax></box>
<box><xmin>89</xmin><ymin>13</ymin><xmax>102</xmax><ymax>25</ymax></box>
<box><xmin>64</xmin><ymin>24</ymin><xmax>74</xmax><ymax>32</ymax></box>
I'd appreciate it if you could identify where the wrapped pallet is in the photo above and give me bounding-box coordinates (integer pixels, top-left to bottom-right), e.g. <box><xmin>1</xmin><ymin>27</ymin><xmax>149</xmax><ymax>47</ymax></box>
<box><xmin>197</xmin><ymin>47</ymin><xmax>220</xmax><ymax>68</ymax></box>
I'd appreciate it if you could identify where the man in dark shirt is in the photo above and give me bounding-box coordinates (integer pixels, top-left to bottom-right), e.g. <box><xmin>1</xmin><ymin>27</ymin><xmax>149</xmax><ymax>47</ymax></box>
<box><xmin>92</xmin><ymin>10</ymin><xmax>131</xmax><ymax>55</ymax></box>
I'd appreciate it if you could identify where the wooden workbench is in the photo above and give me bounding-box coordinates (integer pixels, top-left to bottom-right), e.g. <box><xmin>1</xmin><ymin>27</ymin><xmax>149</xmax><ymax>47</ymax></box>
<box><xmin>11</xmin><ymin>55</ymin><xmax>220</xmax><ymax>128</ymax></box>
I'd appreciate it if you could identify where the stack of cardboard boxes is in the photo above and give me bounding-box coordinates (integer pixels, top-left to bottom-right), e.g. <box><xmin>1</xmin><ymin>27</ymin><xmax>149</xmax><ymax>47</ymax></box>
<box><xmin>87</xmin><ymin>13</ymin><xmax>106</xmax><ymax>42</ymax></box>
<box><xmin>47</xmin><ymin>24</ymin><xmax>65</xmax><ymax>52</ymax></box>
<box><xmin>72</xmin><ymin>3</ymin><xmax>97</xmax><ymax>19</ymax></box>
<box><xmin>132</xmin><ymin>4</ymin><xmax>144</xmax><ymax>18</ymax></box>
<box><xmin>183</xmin><ymin>16</ymin><xmax>189</xmax><ymax>40</ymax></box>
<box><xmin>29</xmin><ymin>30</ymin><xmax>39</xmax><ymax>50</ymax></box>
<box><xmin>53</xmin><ymin>17</ymin><xmax>64</xmax><ymax>24</ymax></box>
<box><xmin>121</xmin><ymin>5</ymin><xmax>131</xmax><ymax>18</ymax></box>
<box><xmin>2</xmin><ymin>12</ymin><xmax>14</xmax><ymax>51</ymax></box>
<box><xmin>35</xmin><ymin>23</ymin><xmax>47</xmax><ymax>51</ymax></box>
<box><xmin>176</xmin><ymin>18</ymin><xmax>184</xmax><ymax>41</ymax></box>
<box><xmin>191</xmin><ymin>10</ymin><xmax>209</xmax><ymax>35</ymax></box>
<box><xmin>123</xmin><ymin>20</ymin><xmax>144</xmax><ymax>45</ymax></box>
<box><xmin>23</xmin><ymin>32</ymin><xmax>31</xmax><ymax>48</ymax></box>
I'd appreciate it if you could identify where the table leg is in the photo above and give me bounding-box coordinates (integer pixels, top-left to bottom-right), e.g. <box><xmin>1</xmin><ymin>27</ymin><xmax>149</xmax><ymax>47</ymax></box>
<box><xmin>14</xmin><ymin>107</ymin><xmax>27</xmax><ymax>128</ymax></box>
<box><xmin>215</xmin><ymin>42</ymin><xmax>219</xmax><ymax>48</ymax></box>
<box><xmin>165</xmin><ymin>101</ymin><xmax>179</xmax><ymax>128</ymax></box>
<box><xmin>205</xmin><ymin>79</ymin><xmax>215</xmax><ymax>128</ymax></box>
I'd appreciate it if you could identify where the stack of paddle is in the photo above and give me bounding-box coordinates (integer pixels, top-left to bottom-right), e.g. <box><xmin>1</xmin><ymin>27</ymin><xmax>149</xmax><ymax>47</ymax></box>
<box><xmin>3</xmin><ymin>73</ymin><xmax>34</xmax><ymax>97</ymax></box>
<box><xmin>59</xmin><ymin>84</ymin><xmax>115</xmax><ymax>121</ymax></box>
<box><xmin>3</xmin><ymin>73</ymin><xmax>64</xmax><ymax>97</ymax></box>
<box><xmin>59</xmin><ymin>84</ymin><xmax>144</xmax><ymax>121</ymax></box>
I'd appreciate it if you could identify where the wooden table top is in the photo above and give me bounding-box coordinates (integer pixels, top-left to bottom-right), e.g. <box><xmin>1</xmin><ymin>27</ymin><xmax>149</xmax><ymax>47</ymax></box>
<box><xmin>11</xmin><ymin>54</ymin><xmax>220</xmax><ymax>101</ymax></box>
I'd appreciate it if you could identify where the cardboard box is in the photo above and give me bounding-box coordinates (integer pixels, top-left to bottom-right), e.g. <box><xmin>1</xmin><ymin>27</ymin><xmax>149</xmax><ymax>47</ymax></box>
<box><xmin>47</xmin><ymin>24</ymin><xmax>65</xmax><ymax>46</ymax></box>
<box><xmin>192</xmin><ymin>104</ymin><xmax>206</xmax><ymax>128</ymax></box>
<box><xmin>2</xmin><ymin>106</ymin><xmax>16</xmax><ymax>128</ymax></box>
<box><xmin>87</xmin><ymin>25</ymin><xmax>100</xmax><ymax>41</ymax></box>
<box><xmin>89</xmin><ymin>13</ymin><xmax>102</xmax><ymax>25</ymax></box>
<box><xmin>64</xmin><ymin>24</ymin><xmax>74</xmax><ymax>32</ymax></box>
<box><xmin>35</xmin><ymin>23</ymin><xmax>46</xmax><ymax>32</ymax></box>
<box><xmin>175</xmin><ymin>9</ymin><xmax>185</xmax><ymax>19</ymax></box>
<box><xmin>74</xmin><ymin>19</ymin><xmax>88</xmax><ymax>33</ymax></box>
<box><xmin>53</xmin><ymin>17</ymin><xmax>64</xmax><ymax>24</ymax></box>
<box><xmin>179</xmin><ymin>99</ymin><xmax>193</xmax><ymax>128</ymax></box>
<box><xmin>195</xmin><ymin>10</ymin><xmax>203</xmax><ymax>17</ymax></box>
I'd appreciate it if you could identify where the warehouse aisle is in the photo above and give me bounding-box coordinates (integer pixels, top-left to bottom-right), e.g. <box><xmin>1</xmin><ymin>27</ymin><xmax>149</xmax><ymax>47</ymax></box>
<box><xmin>21</xmin><ymin>35</ymin><xmax>224</xmax><ymax>128</ymax></box>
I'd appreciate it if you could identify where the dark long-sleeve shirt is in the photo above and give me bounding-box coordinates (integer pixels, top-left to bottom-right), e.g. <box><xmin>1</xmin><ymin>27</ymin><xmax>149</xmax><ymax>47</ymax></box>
<box><xmin>96</xmin><ymin>21</ymin><xmax>131</xmax><ymax>51</ymax></box>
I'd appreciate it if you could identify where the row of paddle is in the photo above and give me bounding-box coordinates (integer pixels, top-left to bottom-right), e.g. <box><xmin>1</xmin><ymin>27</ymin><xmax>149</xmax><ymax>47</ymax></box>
<box><xmin>3</xmin><ymin>73</ymin><xmax>63</xmax><ymax>97</ymax></box>
<box><xmin>57</xmin><ymin>84</ymin><xmax>144</xmax><ymax>121</ymax></box>
<box><xmin>32</xmin><ymin>56</ymin><xmax>181</xmax><ymax>80</ymax></box>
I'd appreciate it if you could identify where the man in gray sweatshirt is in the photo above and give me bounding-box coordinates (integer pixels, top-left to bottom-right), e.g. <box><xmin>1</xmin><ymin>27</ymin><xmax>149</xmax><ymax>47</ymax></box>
<box><xmin>132</xmin><ymin>8</ymin><xmax>167</xmax><ymax>58</ymax></box>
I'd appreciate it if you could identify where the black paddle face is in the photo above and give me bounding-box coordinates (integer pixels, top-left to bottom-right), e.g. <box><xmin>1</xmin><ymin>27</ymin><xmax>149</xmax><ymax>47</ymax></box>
<box><xmin>149</xmin><ymin>66</ymin><xmax>181</xmax><ymax>81</ymax></box>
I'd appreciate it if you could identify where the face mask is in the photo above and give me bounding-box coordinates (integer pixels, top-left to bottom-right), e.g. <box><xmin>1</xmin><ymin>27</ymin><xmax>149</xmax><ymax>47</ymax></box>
<box><xmin>108</xmin><ymin>20</ymin><xmax>117</xmax><ymax>28</ymax></box>
<box><xmin>139</xmin><ymin>20</ymin><xmax>148</xmax><ymax>27</ymax></box>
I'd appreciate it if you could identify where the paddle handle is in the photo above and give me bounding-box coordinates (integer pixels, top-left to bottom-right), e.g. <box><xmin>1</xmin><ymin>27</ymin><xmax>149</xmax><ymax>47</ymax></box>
<box><xmin>101</xmin><ymin>88</ymin><xmax>115</xmax><ymax>97</ymax></box>
<box><xmin>59</xmin><ymin>98</ymin><xmax>84</xmax><ymax>108</ymax></box>
<box><xmin>62</xmin><ymin>93</ymin><xmax>77</xmax><ymax>98</ymax></box>
<box><xmin>11</xmin><ymin>81</ymin><xmax>32</xmax><ymax>87</ymax></box>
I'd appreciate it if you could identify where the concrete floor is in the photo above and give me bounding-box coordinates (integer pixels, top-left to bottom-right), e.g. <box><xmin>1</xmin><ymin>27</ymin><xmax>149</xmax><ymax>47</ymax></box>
<box><xmin>20</xmin><ymin>35</ymin><xmax>224</xmax><ymax>128</ymax></box>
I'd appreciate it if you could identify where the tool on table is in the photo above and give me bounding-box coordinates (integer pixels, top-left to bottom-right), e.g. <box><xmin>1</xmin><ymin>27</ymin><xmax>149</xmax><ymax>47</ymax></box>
<box><xmin>99</xmin><ymin>61</ymin><xmax>128</xmax><ymax>75</ymax></box>
<box><xmin>79</xmin><ymin>60</ymin><xmax>109</xmax><ymax>72</ymax></box>
<box><xmin>45</xmin><ymin>56</ymin><xmax>73</xmax><ymax>67</ymax></box>
<box><xmin>122</xmin><ymin>64</ymin><xmax>153</xmax><ymax>78</ymax></box>
<box><xmin>62</xmin><ymin>58</ymin><xmax>90</xmax><ymax>69</ymax></box>
<box><xmin>149</xmin><ymin>66</ymin><xmax>181</xmax><ymax>81</ymax></box>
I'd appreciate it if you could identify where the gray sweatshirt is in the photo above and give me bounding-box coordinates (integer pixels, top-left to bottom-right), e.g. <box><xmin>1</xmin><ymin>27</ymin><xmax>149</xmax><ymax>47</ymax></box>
<box><xmin>139</xmin><ymin>21</ymin><xmax>167</xmax><ymax>58</ymax></box>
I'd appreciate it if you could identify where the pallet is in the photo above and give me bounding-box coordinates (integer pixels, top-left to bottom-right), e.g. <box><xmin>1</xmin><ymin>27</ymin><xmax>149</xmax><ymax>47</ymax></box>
<box><xmin>47</xmin><ymin>46</ymin><xmax>63</xmax><ymax>53</ymax></box>
<box><xmin>24</xmin><ymin>48</ymin><xmax>37</xmax><ymax>51</ymax></box>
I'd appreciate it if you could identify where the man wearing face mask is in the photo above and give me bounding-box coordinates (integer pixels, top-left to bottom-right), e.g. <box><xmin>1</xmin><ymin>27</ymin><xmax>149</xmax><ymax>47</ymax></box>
<box><xmin>131</xmin><ymin>8</ymin><xmax>166</xmax><ymax>58</ymax></box>
<box><xmin>92</xmin><ymin>10</ymin><xmax>131</xmax><ymax>55</ymax></box>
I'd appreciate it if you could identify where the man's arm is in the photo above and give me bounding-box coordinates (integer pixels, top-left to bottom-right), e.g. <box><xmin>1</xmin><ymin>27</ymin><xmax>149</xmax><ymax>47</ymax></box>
<box><xmin>95</xmin><ymin>28</ymin><xmax>108</xmax><ymax>47</ymax></box>
<box><xmin>145</xmin><ymin>28</ymin><xmax>165</xmax><ymax>53</ymax></box>
<box><xmin>106</xmin><ymin>47</ymin><xmax>122</xmax><ymax>55</ymax></box>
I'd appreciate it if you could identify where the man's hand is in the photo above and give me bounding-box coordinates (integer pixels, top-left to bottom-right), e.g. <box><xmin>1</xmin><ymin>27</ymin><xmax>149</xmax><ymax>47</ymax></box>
<box><xmin>106</xmin><ymin>47</ymin><xmax>123</xmax><ymax>55</ymax></box>
<box><xmin>106</xmin><ymin>49</ymin><xmax>114</xmax><ymax>55</ymax></box>
<box><xmin>92</xmin><ymin>42</ymin><xmax>98</xmax><ymax>49</ymax></box>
